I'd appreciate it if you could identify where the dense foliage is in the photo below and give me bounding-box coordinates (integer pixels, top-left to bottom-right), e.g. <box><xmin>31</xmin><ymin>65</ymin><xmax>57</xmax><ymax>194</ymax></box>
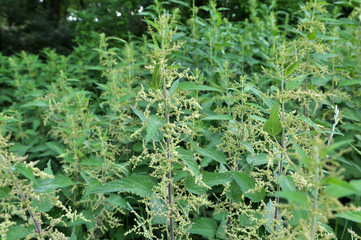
<box><xmin>1</xmin><ymin>0</ymin><xmax>361</xmax><ymax>239</ymax></box>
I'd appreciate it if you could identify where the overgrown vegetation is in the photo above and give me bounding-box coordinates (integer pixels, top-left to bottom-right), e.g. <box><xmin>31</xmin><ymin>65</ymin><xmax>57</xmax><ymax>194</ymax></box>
<box><xmin>1</xmin><ymin>0</ymin><xmax>361</xmax><ymax>239</ymax></box>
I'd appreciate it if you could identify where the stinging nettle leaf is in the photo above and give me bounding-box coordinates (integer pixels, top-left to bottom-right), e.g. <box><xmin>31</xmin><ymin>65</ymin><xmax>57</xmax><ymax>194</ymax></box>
<box><xmin>120</xmin><ymin>175</ymin><xmax>157</xmax><ymax>197</ymax></box>
<box><xmin>178</xmin><ymin>82</ymin><xmax>222</xmax><ymax>92</ymax></box>
<box><xmin>188</xmin><ymin>217</ymin><xmax>217</xmax><ymax>239</ymax></box>
<box><xmin>246</xmin><ymin>153</ymin><xmax>269</xmax><ymax>166</ymax></box>
<box><xmin>0</xmin><ymin>187</ymin><xmax>10</xmax><ymax>199</ymax></box>
<box><xmin>307</xmin><ymin>31</ymin><xmax>317</xmax><ymax>40</ymax></box>
<box><xmin>264</xmin><ymin>104</ymin><xmax>282</xmax><ymax>137</ymax></box>
<box><xmin>233</xmin><ymin>172</ymin><xmax>265</xmax><ymax>202</ymax></box>
<box><xmin>336</xmin><ymin>210</ymin><xmax>361</xmax><ymax>223</ymax></box>
<box><xmin>146</xmin><ymin>115</ymin><xmax>164</xmax><ymax>142</ymax></box>
<box><xmin>34</xmin><ymin>175</ymin><xmax>74</xmax><ymax>193</ymax></box>
<box><xmin>130</xmin><ymin>104</ymin><xmax>146</xmax><ymax>122</ymax></box>
<box><xmin>178</xmin><ymin>149</ymin><xmax>200</xmax><ymax>178</ymax></box>
<box><xmin>150</xmin><ymin>64</ymin><xmax>162</xmax><ymax>90</ymax></box>
<box><xmin>202</xmin><ymin>115</ymin><xmax>233</xmax><ymax>121</ymax></box>
<box><xmin>285</xmin><ymin>60</ymin><xmax>300</xmax><ymax>76</ymax></box>
<box><xmin>196</xmin><ymin>148</ymin><xmax>227</xmax><ymax>164</ymax></box>
<box><xmin>202</xmin><ymin>171</ymin><xmax>231</xmax><ymax>187</ymax></box>
<box><xmin>272</xmin><ymin>190</ymin><xmax>311</xmax><ymax>206</ymax></box>
<box><xmin>168</xmin><ymin>79</ymin><xmax>179</xmax><ymax>96</ymax></box>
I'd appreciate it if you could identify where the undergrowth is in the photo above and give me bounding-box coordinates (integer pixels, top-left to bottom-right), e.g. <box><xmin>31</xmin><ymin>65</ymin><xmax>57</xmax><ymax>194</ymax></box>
<box><xmin>1</xmin><ymin>0</ymin><xmax>361</xmax><ymax>239</ymax></box>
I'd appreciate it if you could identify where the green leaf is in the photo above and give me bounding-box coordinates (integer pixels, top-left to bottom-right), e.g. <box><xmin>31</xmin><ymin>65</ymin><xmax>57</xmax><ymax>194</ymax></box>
<box><xmin>146</xmin><ymin>115</ymin><xmax>164</xmax><ymax>142</ymax></box>
<box><xmin>233</xmin><ymin>172</ymin><xmax>265</xmax><ymax>202</ymax></box>
<box><xmin>339</xmin><ymin>78</ymin><xmax>361</xmax><ymax>86</ymax></box>
<box><xmin>246</xmin><ymin>153</ymin><xmax>269</xmax><ymax>166</ymax></box>
<box><xmin>0</xmin><ymin>187</ymin><xmax>10</xmax><ymax>199</ymax></box>
<box><xmin>14</xmin><ymin>163</ymin><xmax>37</xmax><ymax>183</ymax></box>
<box><xmin>290</xmin><ymin>138</ymin><xmax>310</xmax><ymax>164</ymax></box>
<box><xmin>6</xmin><ymin>225</ymin><xmax>34</xmax><ymax>240</ymax></box>
<box><xmin>202</xmin><ymin>115</ymin><xmax>233</xmax><ymax>120</ymax></box>
<box><xmin>297</xmin><ymin>116</ymin><xmax>322</xmax><ymax>132</ymax></box>
<box><xmin>342</xmin><ymin>108</ymin><xmax>361</xmax><ymax>122</ymax></box>
<box><xmin>307</xmin><ymin>31</ymin><xmax>317</xmax><ymax>40</ymax></box>
<box><xmin>286</xmin><ymin>75</ymin><xmax>306</xmax><ymax>90</ymax></box>
<box><xmin>185</xmin><ymin>176</ymin><xmax>207</xmax><ymax>194</ymax></box>
<box><xmin>34</xmin><ymin>175</ymin><xmax>74</xmax><ymax>193</ymax></box>
<box><xmin>168</xmin><ymin>79</ymin><xmax>179</xmax><ymax>96</ymax></box>
<box><xmin>45</xmin><ymin>142</ymin><xmax>66</xmax><ymax>155</ymax></box>
<box><xmin>189</xmin><ymin>217</ymin><xmax>217</xmax><ymax>239</ymax></box>
<box><xmin>202</xmin><ymin>171</ymin><xmax>231</xmax><ymax>187</ymax></box>
<box><xmin>264</xmin><ymin>104</ymin><xmax>282</xmax><ymax>137</ymax></box>
<box><xmin>178</xmin><ymin>149</ymin><xmax>200</xmax><ymax>177</ymax></box>
<box><xmin>84</xmin><ymin>180</ymin><xmax>120</xmax><ymax>196</ymax></box>
<box><xmin>85</xmin><ymin>176</ymin><xmax>156</xmax><ymax>198</ymax></box>
<box><xmin>178</xmin><ymin>82</ymin><xmax>222</xmax><ymax>92</ymax></box>
<box><xmin>325</xmin><ymin>177</ymin><xmax>358</xmax><ymax>198</ymax></box>
<box><xmin>272</xmin><ymin>191</ymin><xmax>310</xmax><ymax>206</ymax></box>
<box><xmin>150</xmin><ymin>64</ymin><xmax>162</xmax><ymax>89</ymax></box>
<box><xmin>264</xmin><ymin>199</ymin><xmax>283</xmax><ymax>233</ymax></box>
<box><xmin>149</xmin><ymin>195</ymin><xmax>168</xmax><ymax>225</ymax></box>
<box><xmin>70</xmin><ymin>228</ymin><xmax>77</xmax><ymax>240</ymax></box>
<box><xmin>21</xmin><ymin>100</ymin><xmax>48</xmax><ymax>108</ymax></box>
<box><xmin>275</xmin><ymin>174</ymin><xmax>296</xmax><ymax>191</ymax></box>
<box><xmin>250</xmin><ymin>115</ymin><xmax>267</xmax><ymax>122</ymax></box>
<box><xmin>196</xmin><ymin>148</ymin><xmax>227</xmax><ymax>164</ymax></box>
<box><xmin>285</xmin><ymin>60</ymin><xmax>300</xmax><ymax>76</ymax></box>
<box><xmin>44</xmin><ymin>160</ymin><xmax>53</xmax><ymax>175</ymax></box>
<box><xmin>336</xmin><ymin>210</ymin><xmax>361</xmax><ymax>223</ymax></box>
<box><xmin>106</xmin><ymin>194</ymin><xmax>129</xmax><ymax>210</ymax></box>
<box><xmin>242</xmin><ymin>142</ymin><xmax>254</xmax><ymax>154</ymax></box>
<box><xmin>32</xmin><ymin>196</ymin><xmax>54</xmax><ymax>212</ymax></box>
<box><xmin>119</xmin><ymin>175</ymin><xmax>157</xmax><ymax>197</ymax></box>
<box><xmin>9</xmin><ymin>143</ymin><xmax>31</xmax><ymax>156</ymax></box>
<box><xmin>226</xmin><ymin>180</ymin><xmax>243</xmax><ymax>202</ymax></box>
<box><xmin>130</xmin><ymin>105</ymin><xmax>146</xmax><ymax>122</ymax></box>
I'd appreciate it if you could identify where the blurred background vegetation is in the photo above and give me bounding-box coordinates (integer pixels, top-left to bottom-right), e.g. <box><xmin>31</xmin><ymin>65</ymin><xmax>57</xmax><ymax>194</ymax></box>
<box><xmin>0</xmin><ymin>0</ymin><xmax>336</xmax><ymax>55</ymax></box>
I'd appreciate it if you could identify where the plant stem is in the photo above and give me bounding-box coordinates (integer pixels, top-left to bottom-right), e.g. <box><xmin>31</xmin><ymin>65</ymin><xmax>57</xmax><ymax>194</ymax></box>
<box><xmin>164</xmin><ymin>82</ymin><xmax>174</xmax><ymax>240</ymax></box>
<box><xmin>303</xmin><ymin>54</ymin><xmax>309</xmax><ymax>116</ymax></box>
<box><xmin>274</xmin><ymin>64</ymin><xmax>285</xmax><ymax>224</ymax></box>
<box><xmin>311</xmin><ymin>146</ymin><xmax>320</xmax><ymax>240</ymax></box>
<box><xmin>8</xmin><ymin>169</ymin><xmax>42</xmax><ymax>235</ymax></box>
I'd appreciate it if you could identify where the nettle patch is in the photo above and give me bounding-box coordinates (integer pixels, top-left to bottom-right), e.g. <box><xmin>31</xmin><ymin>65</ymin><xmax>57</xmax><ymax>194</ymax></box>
<box><xmin>1</xmin><ymin>1</ymin><xmax>361</xmax><ymax>240</ymax></box>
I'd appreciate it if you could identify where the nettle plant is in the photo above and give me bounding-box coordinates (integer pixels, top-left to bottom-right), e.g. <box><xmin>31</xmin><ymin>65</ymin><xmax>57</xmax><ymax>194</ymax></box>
<box><xmin>0</xmin><ymin>116</ymin><xmax>83</xmax><ymax>240</ymax></box>
<box><xmin>127</xmin><ymin>12</ymin><xmax>210</xmax><ymax>239</ymax></box>
<box><xmin>210</xmin><ymin>1</ymin><xmax>360</xmax><ymax>239</ymax></box>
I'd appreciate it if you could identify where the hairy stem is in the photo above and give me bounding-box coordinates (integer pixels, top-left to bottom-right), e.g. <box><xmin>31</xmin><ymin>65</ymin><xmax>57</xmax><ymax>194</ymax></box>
<box><xmin>311</xmin><ymin>146</ymin><xmax>320</xmax><ymax>239</ymax></box>
<box><xmin>8</xmin><ymin>169</ymin><xmax>42</xmax><ymax>234</ymax></box>
<box><xmin>164</xmin><ymin>84</ymin><xmax>174</xmax><ymax>240</ymax></box>
<box><xmin>274</xmin><ymin>65</ymin><xmax>285</xmax><ymax>224</ymax></box>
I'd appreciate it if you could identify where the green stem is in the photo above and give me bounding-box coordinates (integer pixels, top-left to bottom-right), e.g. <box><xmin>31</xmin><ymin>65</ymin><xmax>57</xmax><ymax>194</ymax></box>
<box><xmin>274</xmin><ymin>64</ymin><xmax>285</xmax><ymax>225</ymax></box>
